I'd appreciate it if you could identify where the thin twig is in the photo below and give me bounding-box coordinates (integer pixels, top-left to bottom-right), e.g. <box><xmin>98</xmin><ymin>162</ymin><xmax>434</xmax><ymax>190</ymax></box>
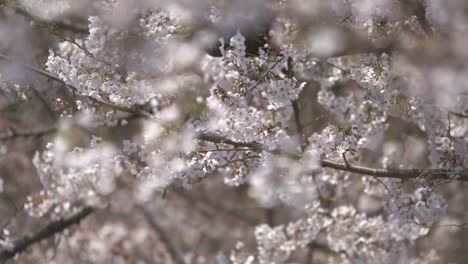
<box><xmin>342</xmin><ymin>153</ymin><xmax>350</xmax><ymax>168</ymax></box>
<box><xmin>197</xmin><ymin>148</ymin><xmax>255</xmax><ymax>153</ymax></box>
<box><xmin>196</xmin><ymin>133</ymin><xmax>263</xmax><ymax>150</ymax></box>
<box><xmin>371</xmin><ymin>175</ymin><xmax>393</xmax><ymax>196</ymax></box>
<box><xmin>229</xmin><ymin>56</ymin><xmax>284</xmax><ymax>106</ymax></box>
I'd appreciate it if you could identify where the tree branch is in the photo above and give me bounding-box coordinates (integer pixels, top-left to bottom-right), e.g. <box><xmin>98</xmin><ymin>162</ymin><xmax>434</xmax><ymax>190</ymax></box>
<box><xmin>196</xmin><ymin>133</ymin><xmax>468</xmax><ymax>182</ymax></box>
<box><xmin>292</xmin><ymin>99</ymin><xmax>306</xmax><ymax>151</ymax></box>
<box><xmin>320</xmin><ymin>160</ymin><xmax>468</xmax><ymax>181</ymax></box>
<box><xmin>449</xmin><ymin>111</ymin><xmax>468</xmax><ymax>118</ymax></box>
<box><xmin>196</xmin><ymin>132</ymin><xmax>263</xmax><ymax>150</ymax></box>
<box><xmin>0</xmin><ymin>207</ymin><xmax>93</xmax><ymax>261</ymax></box>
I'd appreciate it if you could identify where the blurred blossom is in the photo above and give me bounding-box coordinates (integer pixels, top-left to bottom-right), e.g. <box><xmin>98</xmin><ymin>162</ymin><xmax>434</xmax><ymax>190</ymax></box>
<box><xmin>19</xmin><ymin>0</ymin><xmax>72</xmax><ymax>20</ymax></box>
<box><xmin>306</xmin><ymin>27</ymin><xmax>345</xmax><ymax>58</ymax></box>
<box><xmin>350</xmin><ymin>0</ymin><xmax>397</xmax><ymax>22</ymax></box>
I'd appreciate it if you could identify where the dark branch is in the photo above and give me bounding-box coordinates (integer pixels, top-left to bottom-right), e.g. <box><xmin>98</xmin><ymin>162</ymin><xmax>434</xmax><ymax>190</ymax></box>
<box><xmin>449</xmin><ymin>111</ymin><xmax>468</xmax><ymax>118</ymax></box>
<box><xmin>0</xmin><ymin>207</ymin><xmax>93</xmax><ymax>261</ymax></box>
<box><xmin>292</xmin><ymin>100</ymin><xmax>304</xmax><ymax>142</ymax></box>
<box><xmin>196</xmin><ymin>132</ymin><xmax>263</xmax><ymax>150</ymax></box>
<box><xmin>320</xmin><ymin>160</ymin><xmax>468</xmax><ymax>181</ymax></box>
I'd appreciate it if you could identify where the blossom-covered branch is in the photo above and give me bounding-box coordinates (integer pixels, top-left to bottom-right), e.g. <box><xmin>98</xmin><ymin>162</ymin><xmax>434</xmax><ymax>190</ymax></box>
<box><xmin>0</xmin><ymin>53</ymin><xmax>150</xmax><ymax>117</ymax></box>
<box><xmin>197</xmin><ymin>133</ymin><xmax>468</xmax><ymax>182</ymax></box>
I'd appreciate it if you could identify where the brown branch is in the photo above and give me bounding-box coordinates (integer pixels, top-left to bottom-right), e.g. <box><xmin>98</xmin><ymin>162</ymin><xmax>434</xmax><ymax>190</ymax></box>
<box><xmin>449</xmin><ymin>111</ymin><xmax>468</xmax><ymax>118</ymax></box>
<box><xmin>196</xmin><ymin>133</ymin><xmax>468</xmax><ymax>182</ymax></box>
<box><xmin>138</xmin><ymin>206</ymin><xmax>186</xmax><ymax>264</ymax></box>
<box><xmin>292</xmin><ymin>100</ymin><xmax>304</xmax><ymax>144</ymax></box>
<box><xmin>342</xmin><ymin>152</ymin><xmax>350</xmax><ymax>167</ymax></box>
<box><xmin>321</xmin><ymin>159</ymin><xmax>468</xmax><ymax>181</ymax></box>
<box><xmin>265</xmin><ymin>208</ymin><xmax>275</xmax><ymax>226</ymax></box>
<box><xmin>197</xmin><ymin>148</ymin><xmax>255</xmax><ymax>152</ymax></box>
<box><xmin>196</xmin><ymin>132</ymin><xmax>263</xmax><ymax>150</ymax></box>
<box><xmin>0</xmin><ymin>207</ymin><xmax>93</xmax><ymax>261</ymax></box>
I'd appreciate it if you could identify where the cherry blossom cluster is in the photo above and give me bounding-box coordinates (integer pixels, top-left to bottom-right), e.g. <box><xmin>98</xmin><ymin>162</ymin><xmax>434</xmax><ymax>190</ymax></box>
<box><xmin>27</xmin><ymin>138</ymin><xmax>117</xmax><ymax>217</ymax></box>
<box><xmin>386</xmin><ymin>184</ymin><xmax>448</xmax><ymax>225</ymax></box>
<box><xmin>230</xmin><ymin>203</ymin><xmax>430</xmax><ymax>263</ymax></box>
